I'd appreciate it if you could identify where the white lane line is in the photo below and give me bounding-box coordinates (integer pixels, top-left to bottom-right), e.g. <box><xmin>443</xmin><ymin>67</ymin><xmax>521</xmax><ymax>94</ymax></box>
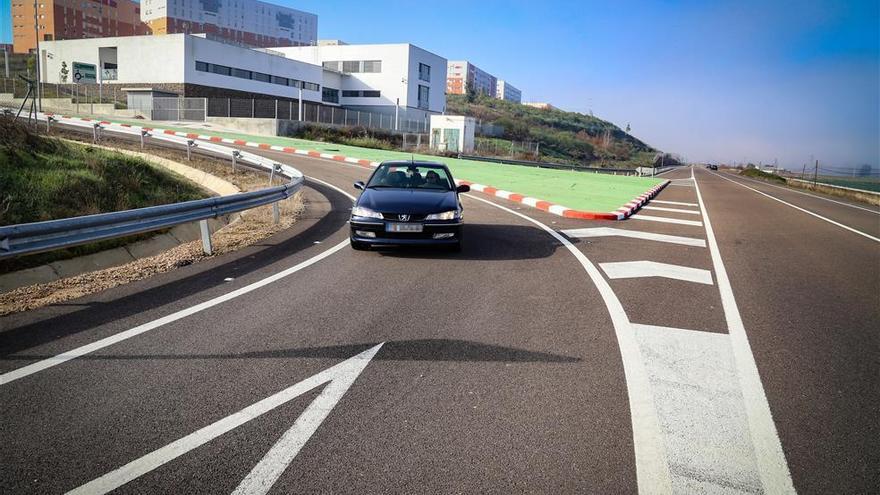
<box><xmin>464</xmin><ymin>193</ymin><xmax>674</xmax><ymax>493</ymax></box>
<box><xmin>693</xmin><ymin>167</ymin><xmax>796</xmax><ymax>493</ymax></box>
<box><xmin>667</xmin><ymin>183</ymin><xmax>695</xmax><ymax>187</ymax></box>
<box><xmin>561</xmin><ymin>227</ymin><xmax>706</xmax><ymax>247</ymax></box>
<box><xmin>709</xmin><ymin>170</ymin><xmax>879</xmax><ymax>243</ymax></box>
<box><xmin>728</xmin><ymin>172</ymin><xmax>880</xmax><ymax>215</ymax></box>
<box><xmin>67</xmin><ymin>344</ymin><xmax>383</xmax><ymax>495</ymax></box>
<box><xmin>650</xmin><ymin>200</ymin><xmax>699</xmax><ymax>207</ymax></box>
<box><xmin>642</xmin><ymin>205</ymin><xmax>701</xmax><ymax>215</ymax></box>
<box><xmin>600</xmin><ymin>261</ymin><xmax>713</xmax><ymax>285</ymax></box>
<box><xmin>631</xmin><ymin>324</ymin><xmax>765</xmax><ymax>493</ymax></box>
<box><xmin>629</xmin><ymin>214</ymin><xmax>703</xmax><ymax>227</ymax></box>
<box><xmin>0</xmin><ymin>176</ymin><xmax>357</xmax><ymax>386</ymax></box>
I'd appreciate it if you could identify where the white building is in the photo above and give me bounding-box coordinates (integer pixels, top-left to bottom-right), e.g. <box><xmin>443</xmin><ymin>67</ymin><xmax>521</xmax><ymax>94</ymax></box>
<box><xmin>140</xmin><ymin>0</ymin><xmax>317</xmax><ymax>48</ymax></box>
<box><xmin>40</xmin><ymin>34</ymin><xmax>325</xmax><ymax>104</ymax></box>
<box><xmin>496</xmin><ymin>80</ymin><xmax>521</xmax><ymax>103</ymax></box>
<box><xmin>274</xmin><ymin>42</ymin><xmax>447</xmax><ymax>122</ymax></box>
<box><xmin>430</xmin><ymin>115</ymin><xmax>475</xmax><ymax>154</ymax></box>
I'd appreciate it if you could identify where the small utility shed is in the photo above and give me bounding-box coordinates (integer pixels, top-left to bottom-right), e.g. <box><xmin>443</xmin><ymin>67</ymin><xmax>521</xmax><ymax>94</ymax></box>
<box><xmin>122</xmin><ymin>87</ymin><xmax>178</xmax><ymax>118</ymax></box>
<box><xmin>430</xmin><ymin>115</ymin><xmax>475</xmax><ymax>154</ymax></box>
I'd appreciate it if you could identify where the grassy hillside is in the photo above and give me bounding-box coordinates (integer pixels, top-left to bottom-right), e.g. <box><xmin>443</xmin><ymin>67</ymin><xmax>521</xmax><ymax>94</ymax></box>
<box><xmin>446</xmin><ymin>94</ymin><xmax>660</xmax><ymax>167</ymax></box>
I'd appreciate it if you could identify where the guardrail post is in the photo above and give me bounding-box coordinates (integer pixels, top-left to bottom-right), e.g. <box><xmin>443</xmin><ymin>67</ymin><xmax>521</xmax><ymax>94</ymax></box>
<box><xmin>186</xmin><ymin>139</ymin><xmax>197</xmax><ymax>161</ymax></box>
<box><xmin>269</xmin><ymin>163</ymin><xmax>281</xmax><ymax>186</ymax></box>
<box><xmin>92</xmin><ymin>123</ymin><xmax>101</xmax><ymax>143</ymax></box>
<box><xmin>272</xmin><ymin>202</ymin><xmax>281</xmax><ymax>224</ymax></box>
<box><xmin>231</xmin><ymin>150</ymin><xmax>240</xmax><ymax>173</ymax></box>
<box><xmin>46</xmin><ymin>115</ymin><xmax>55</xmax><ymax>133</ymax></box>
<box><xmin>140</xmin><ymin>130</ymin><xmax>151</xmax><ymax>149</ymax></box>
<box><xmin>199</xmin><ymin>219</ymin><xmax>213</xmax><ymax>255</ymax></box>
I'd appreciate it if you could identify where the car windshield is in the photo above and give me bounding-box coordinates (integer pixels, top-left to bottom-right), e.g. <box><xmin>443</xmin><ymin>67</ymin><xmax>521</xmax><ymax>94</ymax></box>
<box><xmin>366</xmin><ymin>164</ymin><xmax>453</xmax><ymax>190</ymax></box>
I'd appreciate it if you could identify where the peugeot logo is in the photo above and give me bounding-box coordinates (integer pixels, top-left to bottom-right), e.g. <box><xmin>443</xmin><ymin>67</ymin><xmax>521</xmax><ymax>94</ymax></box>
<box><xmin>398</xmin><ymin>214</ymin><xmax>411</xmax><ymax>222</ymax></box>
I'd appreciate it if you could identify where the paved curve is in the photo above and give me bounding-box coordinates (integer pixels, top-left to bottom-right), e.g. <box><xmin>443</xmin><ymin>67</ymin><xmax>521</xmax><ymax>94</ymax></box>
<box><xmin>1</xmin><ymin>129</ymin><xmax>877</xmax><ymax>494</ymax></box>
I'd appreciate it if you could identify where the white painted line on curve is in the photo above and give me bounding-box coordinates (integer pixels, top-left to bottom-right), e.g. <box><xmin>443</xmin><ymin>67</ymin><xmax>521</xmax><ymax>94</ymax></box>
<box><xmin>692</xmin><ymin>167</ymin><xmax>796</xmax><ymax>492</ymax></box>
<box><xmin>464</xmin><ymin>193</ymin><xmax>674</xmax><ymax>493</ymax></box>
<box><xmin>67</xmin><ymin>344</ymin><xmax>383</xmax><ymax>495</ymax></box>
<box><xmin>561</xmin><ymin>227</ymin><xmax>706</xmax><ymax>247</ymax></box>
<box><xmin>0</xmin><ymin>176</ymin><xmax>357</xmax><ymax>386</ymax></box>
<box><xmin>709</xmin><ymin>171</ymin><xmax>879</xmax><ymax>243</ymax></box>
<box><xmin>642</xmin><ymin>205</ymin><xmax>701</xmax><ymax>215</ymax></box>
<box><xmin>600</xmin><ymin>261</ymin><xmax>713</xmax><ymax>285</ymax></box>
<box><xmin>650</xmin><ymin>200</ymin><xmax>699</xmax><ymax>207</ymax></box>
<box><xmin>629</xmin><ymin>214</ymin><xmax>703</xmax><ymax>227</ymax></box>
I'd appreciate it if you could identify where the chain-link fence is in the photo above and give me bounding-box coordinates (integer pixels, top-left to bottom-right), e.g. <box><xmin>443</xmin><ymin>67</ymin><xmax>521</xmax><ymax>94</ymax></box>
<box><xmin>474</xmin><ymin>138</ymin><xmax>540</xmax><ymax>159</ymax></box>
<box><xmin>0</xmin><ymin>78</ymin><xmax>127</xmax><ymax>108</ymax></box>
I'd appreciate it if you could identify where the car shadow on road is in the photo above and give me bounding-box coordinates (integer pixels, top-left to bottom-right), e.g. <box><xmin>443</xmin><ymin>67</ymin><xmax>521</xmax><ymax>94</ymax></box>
<box><xmin>4</xmin><ymin>339</ymin><xmax>581</xmax><ymax>363</ymax></box>
<box><xmin>373</xmin><ymin>224</ymin><xmax>564</xmax><ymax>261</ymax></box>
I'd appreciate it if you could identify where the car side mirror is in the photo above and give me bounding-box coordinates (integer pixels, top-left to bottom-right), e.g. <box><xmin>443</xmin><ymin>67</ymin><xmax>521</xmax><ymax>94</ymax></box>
<box><xmin>354</xmin><ymin>181</ymin><xmax>365</xmax><ymax>190</ymax></box>
<box><xmin>456</xmin><ymin>184</ymin><xmax>470</xmax><ymax>193</ymax></box>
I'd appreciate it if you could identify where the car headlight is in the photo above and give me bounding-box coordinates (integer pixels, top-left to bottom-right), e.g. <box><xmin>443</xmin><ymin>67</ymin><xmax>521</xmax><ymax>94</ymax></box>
<box><xmin>351</xmin><ymin>206</ymin><xmax>383</xmax><ymax>219</ymax></box>
<box><xmin>426</xmin><ymin>210</ymin><xmax>458</xmax><ymax>221</ymax></box>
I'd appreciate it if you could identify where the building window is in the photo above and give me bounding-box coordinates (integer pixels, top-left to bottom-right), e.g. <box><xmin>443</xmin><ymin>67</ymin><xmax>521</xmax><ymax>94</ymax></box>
<box><xmin>342</xmin><ymin>60</ymin><xmax>360</xmax><ymax>73</ymax></box>
<box><xmin>418</xmin><ymin>63</ymin><xmax>430</xmax><ymax>82</ymax></box>
<box><xmin>211</xmin><ymin>64</ymin><xmax>231</xmax><ymax>76</ymax></box>
<box><xmin>342</xmin><ymin>90</ymin><xmax>360</xmax><ymax>97</ymax></box>
<box><xmin>302</xmin><ymin>81</ymin><xmax>320</xmax><ymax>91</ymax></box>
<box><xmin>232</xmin><ymin>67</ymin><xmax>251</xmax><ymax>79</ymax></box>
<box><xmin>362</xmin><ymin>90</ymin><xmax>380</xmax><ymax>98</ymax></box>
<box><xmin>417</xmin><ymin>85</ymin><xmax>429</xmax><ymax>109</ymax></box>
<box><xmin>253</xmin><ymin>72</ymin><xmax>271</xmax><ymax>83</ymax></box>
<box><xmin>322</xmin><ymin>87</ymin><xmax>339</xmax><ymax>104</ymax></box>
<box><xmin>362</xmin><ymin>60</ymin><xmax>381</xmax><ymax>73</ymax></box>
<box><xmin>322</xmin><ymin>61</ymin><xmax>341</xmax><ymax>71</ymax></box>
<box><xmin>272</xmin><ymin>75</ymin><xmax>288</xmax><ymax>86</ymax></box>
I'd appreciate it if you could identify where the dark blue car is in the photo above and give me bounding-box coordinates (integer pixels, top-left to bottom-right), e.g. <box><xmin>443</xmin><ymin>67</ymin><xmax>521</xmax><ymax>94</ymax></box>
<box><xmin>349</xmin><ymin>161</ymin><xmax>470</xmax><ymax>251</ymax></box>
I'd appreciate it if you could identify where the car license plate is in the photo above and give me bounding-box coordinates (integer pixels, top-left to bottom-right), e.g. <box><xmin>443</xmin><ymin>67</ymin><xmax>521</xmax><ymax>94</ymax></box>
<box><xmin>386</xmin><ymin>222</ymin><xmax>423</xmax><ymax>233</ymax></box>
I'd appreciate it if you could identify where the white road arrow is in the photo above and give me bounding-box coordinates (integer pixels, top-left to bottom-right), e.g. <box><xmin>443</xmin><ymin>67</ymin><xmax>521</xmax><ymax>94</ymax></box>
<box><xmin>67</xmin><ymin>343</ymin><xmax>384</xmax><ymax>495</ymax></box>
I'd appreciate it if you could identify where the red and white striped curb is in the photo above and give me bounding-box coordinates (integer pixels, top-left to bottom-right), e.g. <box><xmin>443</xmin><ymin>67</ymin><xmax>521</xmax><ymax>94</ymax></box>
<box><xmin>50</xmin><ymin>113</ymin><xmax>668</xmax><ymax>221</ymax></box>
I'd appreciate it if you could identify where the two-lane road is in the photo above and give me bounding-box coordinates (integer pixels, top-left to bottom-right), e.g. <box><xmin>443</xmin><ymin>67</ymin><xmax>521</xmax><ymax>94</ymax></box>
<box><xmin>1</xmin><ymin>133</ymin><xmax>877</xmax><ymax>494</ymax></box>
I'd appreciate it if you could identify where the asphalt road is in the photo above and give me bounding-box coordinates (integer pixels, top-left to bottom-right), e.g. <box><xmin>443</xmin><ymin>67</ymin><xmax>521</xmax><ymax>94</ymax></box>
<box><xmin>1</xmin><ymin>132</ymin><xmax>877</xmax><ymax>494</ymax></box>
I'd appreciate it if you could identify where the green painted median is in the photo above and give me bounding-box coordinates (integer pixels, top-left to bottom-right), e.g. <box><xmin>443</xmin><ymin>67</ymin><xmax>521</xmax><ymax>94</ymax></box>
<box><xmin>88</xmin><ymin>116</ymin><xmax>663</xmax><ymax>212</ymax></box>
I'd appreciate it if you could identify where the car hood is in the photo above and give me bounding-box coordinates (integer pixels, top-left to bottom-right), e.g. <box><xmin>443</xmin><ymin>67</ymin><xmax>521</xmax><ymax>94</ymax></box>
<box><xmin>357</xmin><ymin>188</ymin><xmax>458</xmax><ymax>215</ymax></box>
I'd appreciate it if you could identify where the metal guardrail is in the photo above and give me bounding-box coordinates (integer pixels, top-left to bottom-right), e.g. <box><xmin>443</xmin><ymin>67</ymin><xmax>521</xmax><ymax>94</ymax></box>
<box><xmin>0</xmin><ymin>110</ymin><xmax>305</xmax><ymax>259</ymax></box>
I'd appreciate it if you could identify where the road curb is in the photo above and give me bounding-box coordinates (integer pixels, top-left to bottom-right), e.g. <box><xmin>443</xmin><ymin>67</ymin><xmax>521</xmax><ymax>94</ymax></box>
<box><xmin>50</xmin><ymin>113</ymin><xmax>670</xmax><ymax>221</ymax></box>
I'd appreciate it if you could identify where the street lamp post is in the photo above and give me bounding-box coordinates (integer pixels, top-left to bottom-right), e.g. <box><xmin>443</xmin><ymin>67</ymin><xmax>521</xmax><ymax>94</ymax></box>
<box><xmin>33</xmin><ymin>0</ymin><xmax>41</xmax><ymax>111</ymax></box>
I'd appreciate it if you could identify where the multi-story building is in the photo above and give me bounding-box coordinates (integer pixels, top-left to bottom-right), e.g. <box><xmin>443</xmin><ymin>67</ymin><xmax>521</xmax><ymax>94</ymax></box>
<box><xmin>495</xmin><ymin>80</ymin><xmax>521</xmax><ymax>103</ymax></box>
<box><xmin>276</xmin><ymin>41</ymin><xmax>447</xmax><ymax>121</ymax></box>
<box><xmin>11</xmin><ymin>0</ymin><xmax>149</xmax><ymax>53</ymax></box>
<box><xmin>38</xmin><ymin>34</ymin><xmax>446</xmax><ymax>124</ymax></box>
<box><xmin>446</xmin><ymin>60</ymin><xmax>496</xmax><ymax>97</ymax></box>
<box><xmin>140</xmin><ymin>0</ymin><xmax>316</xmax><ymax>49</ymax></box>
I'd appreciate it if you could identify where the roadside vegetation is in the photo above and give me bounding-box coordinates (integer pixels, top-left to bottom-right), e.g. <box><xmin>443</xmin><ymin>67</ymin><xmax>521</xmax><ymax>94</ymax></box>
<box><xmin>0</xmin><ymin>116</ymin><xmax>208</xmax><ymax>273</ymax></box>
<box><xmin>739</xmin><ymin>168</ymin><xmax>787</xmax><ymax>184</ymax></box>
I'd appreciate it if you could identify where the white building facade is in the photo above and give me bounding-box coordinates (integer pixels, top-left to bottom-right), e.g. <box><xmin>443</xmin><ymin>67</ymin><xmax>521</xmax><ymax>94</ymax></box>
<box><xmin>140</xmin><ymin>0</ymin><xmax>317</xmax><ymax>48</ymax></box>
<box><xmin>275</xmin><ymin>42</ymin><xmax>447</xmax><ymax>122</ymax></box>
<box><xmin>496</xmin><ymin>80</ymin><xmax>521</xmax><ymax>103</ymax></box>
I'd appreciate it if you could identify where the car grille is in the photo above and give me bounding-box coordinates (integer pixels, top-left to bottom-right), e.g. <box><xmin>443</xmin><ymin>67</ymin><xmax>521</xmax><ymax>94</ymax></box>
<box><xmin>381</xmin><ymin>213</ymin><xmax>427</xmax><ymax>222</ymax></box>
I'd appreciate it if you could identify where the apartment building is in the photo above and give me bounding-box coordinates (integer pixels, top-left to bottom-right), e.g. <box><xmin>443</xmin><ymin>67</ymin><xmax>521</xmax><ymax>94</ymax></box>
<box><xmin>276</xmin><ymin>41</ymin><xmax>447</xmax><ymax>121</ymax></box>
<box><xmin>446</xmin><ymin>60</ymin><xmax>496</xmax><ymax>96</ymax></box>
<box><xmin>495</xmin><ymin>79</ymin><xmax>521</xmax><ymax>103</ymax></box>
<box><xmin>140</xmin><ymin>0</ymin><xmax>316</xmax><ymax>49</ymax></box>
<box><xmin>11</xmin><ymin>0</ymin><xmax>149</xmax><ymax>53</ymax></box>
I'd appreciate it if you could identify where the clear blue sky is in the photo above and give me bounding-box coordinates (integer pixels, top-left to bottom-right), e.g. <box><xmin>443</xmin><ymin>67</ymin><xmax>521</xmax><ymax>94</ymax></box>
<box><xmin>295</xmin><ymin>0</ymin><xmax>879</xmax><ymax>170</ymax></box>
<box><xmin>0</xmin><ymin>0</ymin><xmax>11</xmax><ymax>45</ymax></box>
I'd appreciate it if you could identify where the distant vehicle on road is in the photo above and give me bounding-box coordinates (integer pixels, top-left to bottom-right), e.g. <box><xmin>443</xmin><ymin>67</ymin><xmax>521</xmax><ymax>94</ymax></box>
<box><xmin>349</xmin><ymin>160</ymin><xmax>470</xmax><ymax>251</ymax></box>
<box><xmin>707</xmin><ymin>164</ymin><xmax>719</xmax><ymax>170</ymax></box>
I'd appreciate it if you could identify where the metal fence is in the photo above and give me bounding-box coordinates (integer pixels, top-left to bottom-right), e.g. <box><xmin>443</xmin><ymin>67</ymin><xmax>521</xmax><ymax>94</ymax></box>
<box><xmin>474</xmin><ymin>138</ymin><xmax>540</xmax><ymax>159</ymax></box>
<box><xmin>151</xmin><ymin>97</ymin><xmax>207</xmax><ymax>121</ymax></box>
<box><xmin>0</xmin><ymin>78</ymin><xmax>127</xmax><ymax>107</ymax></box>
<box><xmin>206</xmin><ymin>97</ymin><xmax>429</xmax><ymax>132</ymax></box>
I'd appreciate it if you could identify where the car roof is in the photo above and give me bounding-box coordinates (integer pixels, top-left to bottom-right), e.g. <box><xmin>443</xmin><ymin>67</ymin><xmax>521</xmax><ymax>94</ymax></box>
<box><xmin>380</xmin><ymin>160</ymin><xmax>448</xmax><ymax>169</ymax></box>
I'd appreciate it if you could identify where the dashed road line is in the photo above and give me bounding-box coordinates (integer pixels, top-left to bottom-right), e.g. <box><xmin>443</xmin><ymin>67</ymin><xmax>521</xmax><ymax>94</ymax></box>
<box><xmin>642</xmin><ymin>205</ymin><xmax>702</xmax><ymax>215</ymax></box>
<box><xmin>68</xmin><ymin>344</ymin><xmax>384</xmax><ymax>495</ymax></box>
<box><xmin>629</xmin><ymin>214</ymin><xmax>703</xmax><ymax>227</ymax></box>
<box><xmin>561</xmin><ymin>227</ymin><xmax>706</xmax><ymax>247</ymax></box>
<box><xmin>600</xmin><ymin>261</ymin><xmax>714</xmax><ymax>285</ymax></box>
<box><xmin>709</xmin><ymin>170</ymin><xmax>879</xmax><ymax>243</ymax></box>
